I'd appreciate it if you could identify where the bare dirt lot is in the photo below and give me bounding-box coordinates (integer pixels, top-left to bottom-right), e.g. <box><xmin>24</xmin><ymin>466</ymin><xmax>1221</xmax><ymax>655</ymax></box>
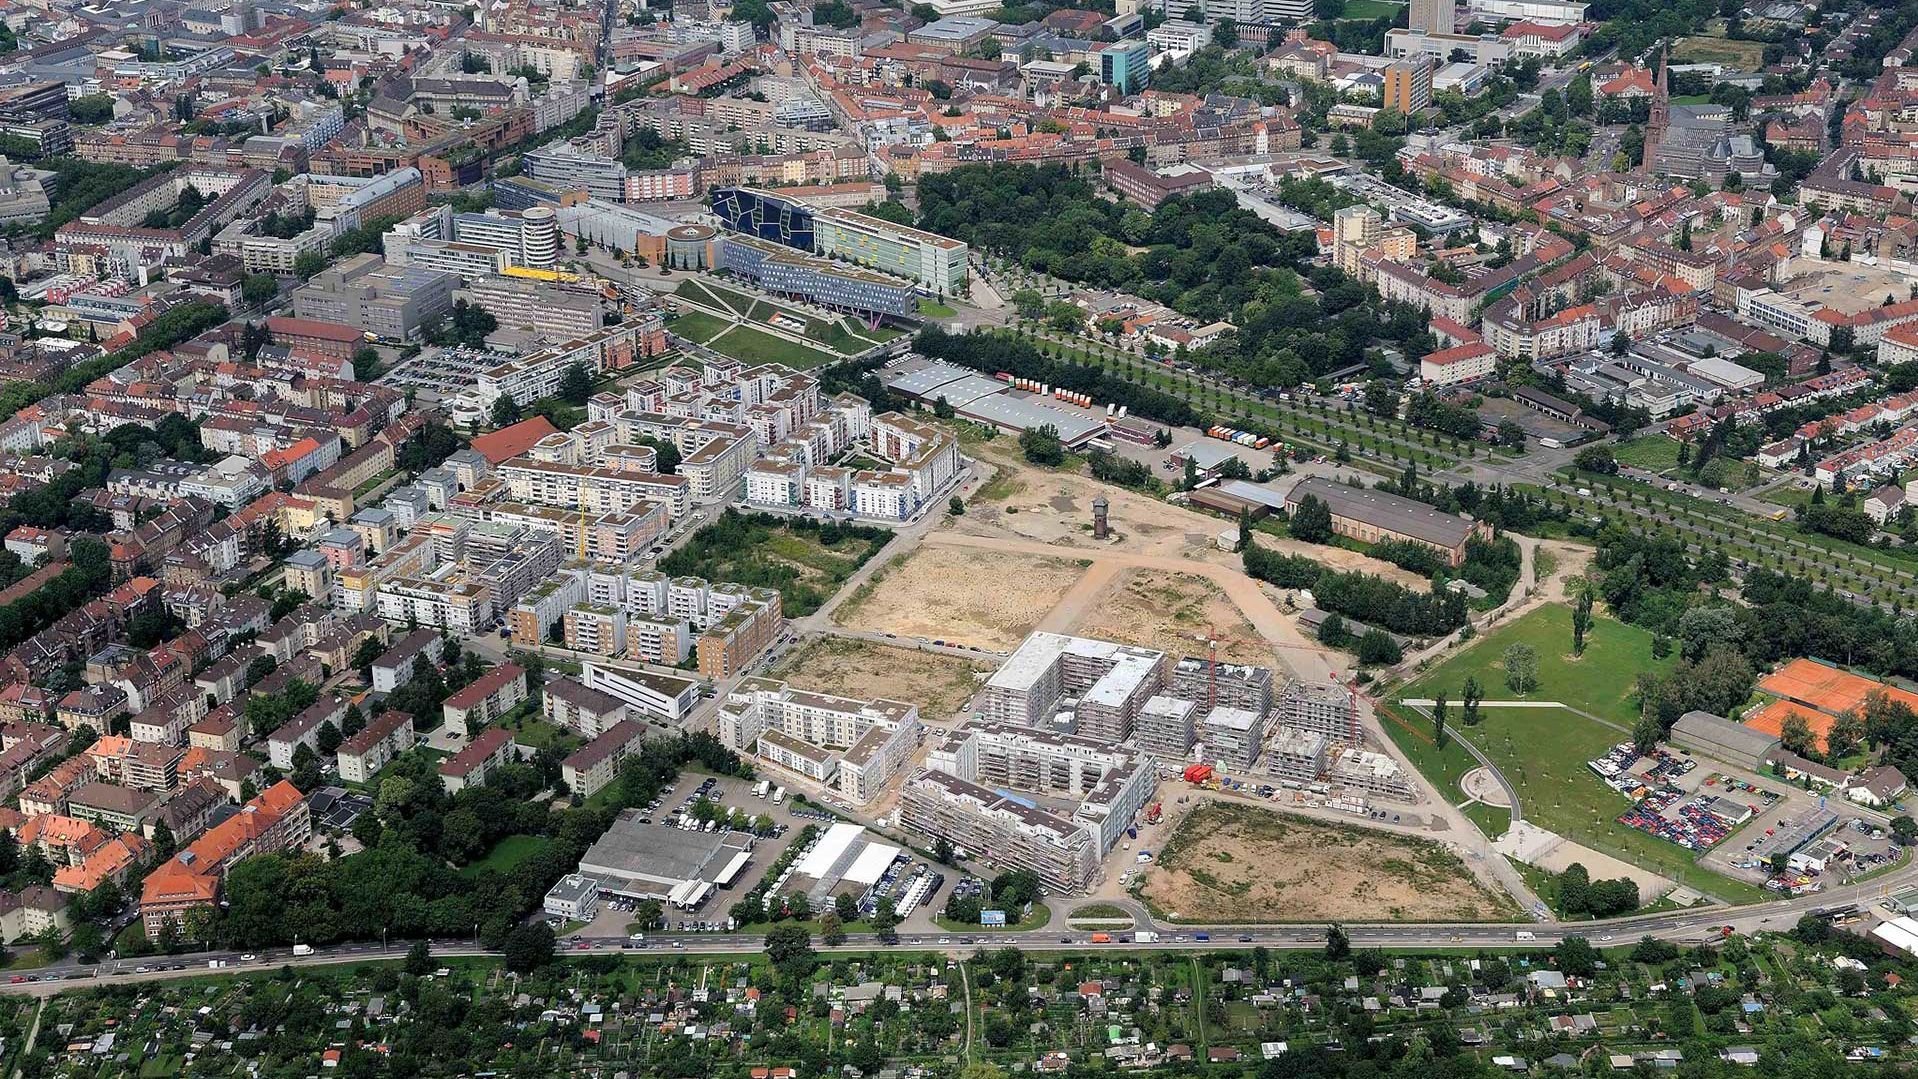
<box><xmin>773</xmin><ymin>636</ymin><xmax>992</xmax><ymax>718</ymax></box>
<box><xmin>956</xmin><ymin>437</ymin><xmax>1426</xmax><ymax>587</ymax></box>
<box><xmin>1069</xmin><ymin>568</ymin><xmax>1271</xmax><ymax>665</ymax></box>
<box><xmin>833</xmin><ymin>543</ymin><xmax>1088</xmax><ymax>651</ymax></box>
<box><xmin>1141</xmin><ymin>801</ymin><xmax>1522</xmax><ymax>923</ymax></box>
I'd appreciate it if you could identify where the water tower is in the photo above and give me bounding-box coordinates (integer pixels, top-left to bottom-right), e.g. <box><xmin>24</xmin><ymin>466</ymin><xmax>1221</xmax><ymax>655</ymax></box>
<box><xmin>1092</xmin><ymin>496</ymin><xmax>1109</xmax><ymax>540</ymax></box>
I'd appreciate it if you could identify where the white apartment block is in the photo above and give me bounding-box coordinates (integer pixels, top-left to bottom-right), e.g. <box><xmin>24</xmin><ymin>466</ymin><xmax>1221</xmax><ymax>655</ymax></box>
<box><xmin>925</xmin><ymin>721</ymin><xmax>1156</xmax><ymax>856</ymax></box>
<box><xmin>717</xmin><ymin>676</ymin><xmax>923</xmax><ymax>804</ymax></box>
<box><xmin>679</xmin><ymin>434</ymin><xmax>757</xmax><ymax>501</ymax></box>
<box><xmin>375</xmin><ymin>576</ymin><xmax>495</xmax><ymax>638</ymax></box>
<box><xmin>499</xmin><ymin>458</ymin><xmax>690</xmax><ymax>519</ymax></box>
<box><xmin>978</xmin><ymin>632</ymin><xmax>1168</xmax><ymax>740</ymax></box>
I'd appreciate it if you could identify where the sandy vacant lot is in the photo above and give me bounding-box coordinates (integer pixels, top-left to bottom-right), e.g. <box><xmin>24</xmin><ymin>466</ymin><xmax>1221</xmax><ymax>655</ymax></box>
<box><xmin>961</xmin><ymin>440</ymin><xmax>1221</xmax><ymax>562</ymax></box>
<box><xmin>1142</xmin><ymin>802</ymin><xmax>1520</xmax><ymax>923</ymax></box>
<box><xmin>834</xmin><ymin>544</ymin><xmax>1087</xmax><ymax>651</ymax></box>
<box><xmin>774</xmin><ymin>636</ymin><xmax>991</xmax><ymax>718</ymax></box>
<box><xmin>1071</xmin><ymin>569</ymin><xmax>1271</xmax><ymax>666</ymax></box>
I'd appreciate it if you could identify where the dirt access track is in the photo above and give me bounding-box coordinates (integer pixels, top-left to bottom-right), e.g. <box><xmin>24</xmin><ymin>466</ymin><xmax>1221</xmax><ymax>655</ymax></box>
<box><xmin>1141</xmin><ymin>801</ymin><xmax>1522</xmax><ymax>923</ymax></box>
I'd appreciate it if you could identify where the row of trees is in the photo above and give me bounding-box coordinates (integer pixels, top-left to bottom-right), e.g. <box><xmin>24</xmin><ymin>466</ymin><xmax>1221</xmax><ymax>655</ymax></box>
<box><xmin>913</xmin><ymin>325</ymin><xmax>1204</xmax><ymax>429</ymax></box>
<box><xmin>212</xmin><ymin>732</ymin><xmax>752</xmax><ymax>951</ymax></box>
<box><xmin>1244</xmin><ymin>538</ymin><xmax>1469</xmax><ymax>638</ymax></box>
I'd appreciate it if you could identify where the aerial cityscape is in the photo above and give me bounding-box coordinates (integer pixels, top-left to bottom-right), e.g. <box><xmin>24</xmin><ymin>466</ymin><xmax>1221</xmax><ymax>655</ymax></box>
<box><xmin>0</xmin><ymin>0</ymin><xmax>1911</xmax><ymax>1072</ymax></box>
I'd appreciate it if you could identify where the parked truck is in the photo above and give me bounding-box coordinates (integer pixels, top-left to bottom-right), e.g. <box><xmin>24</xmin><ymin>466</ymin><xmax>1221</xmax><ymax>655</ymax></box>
<box><xmin>1183</xmin><ymin>764</ymin><xmax>1215</xmax><ymax>784</ymax></box>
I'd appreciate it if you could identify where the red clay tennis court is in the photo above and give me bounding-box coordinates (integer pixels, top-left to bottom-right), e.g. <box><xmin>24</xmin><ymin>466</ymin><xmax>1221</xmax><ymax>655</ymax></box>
<box><xmin>1744</xmin><ymin>658</ymin><xmax>1918</xmax><ymax>753</ymax></box>
<box><xmin>1756</xmin><ymin>657</ymin><xmax>1918</xmax><ymax>716</ymax></box>
<box><xmin>1743</xmin><ymin>699</ymin><xmax>1835</xmax><ymax>753</ymax></box>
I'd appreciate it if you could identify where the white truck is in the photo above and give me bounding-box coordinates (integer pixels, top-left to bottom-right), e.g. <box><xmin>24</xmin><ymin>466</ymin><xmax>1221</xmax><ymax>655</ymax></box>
<box><xmin>1515</xmin><ymin>931</ymin><xmax>1537</xmax><ymax>942</ymax></box>
<box><xmin>1134</xmin><ymin>931</ymin><xmax>1159</xmax><ymax>943</ymax></box>
<box><xmin>292</xmin><ymin>944</ymin><xmax>314</xmax><ymax>957</ymax></box>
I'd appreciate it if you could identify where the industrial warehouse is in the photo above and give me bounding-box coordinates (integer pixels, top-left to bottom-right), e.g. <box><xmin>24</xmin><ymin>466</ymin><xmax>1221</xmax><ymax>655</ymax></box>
<box><xmin>573</xmin><ymin>809</ymin><xmax>757</xmax><ymax>908</ymax></box>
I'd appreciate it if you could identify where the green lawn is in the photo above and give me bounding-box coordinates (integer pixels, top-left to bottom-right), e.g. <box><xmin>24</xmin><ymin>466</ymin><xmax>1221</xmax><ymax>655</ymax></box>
<box><xmin>1387</xmin><ymin>605</ymin><xmax>1771</xmax><ymax>905</ymax></box>
<box><xmin>667</xmin><ymin>310</ymin><xmax>732</xmax><ymax>344</ymax></box>
<box><xmin>917</xmin><ymin>298</ymin><xmax>958</xmax><ymax>318</ymax></box>
<box><xmin>675</xmin><ymin>278</ymin><xmax>755</xmax><ymax>317</ymax></box>
<box><xmin>933</xmin><ymin>903</ymin><xmax>1051</xmax><ymax>933</ymax></box>
<box><xmin>1610</xmin><ymin>435</ymin><xmax>1681</xmax><ymax>474</ymax></box>
<box><xmin>460</xmin><ymin>834</ymin><xmax>546</xmax><ymax>877</ymax></box>
<box><xmin>1341</xmin><ymin>0</ymin><xmax>1405</xmax><ymax>15</ymax></box>
<box><xmin>1404</xmin><ymin>604</ymin><xmax>1665</xmax><ymax>727</ymax></box>
<box><xmin>704</xmin><ymin>324</ymin><xmax>840</xmax><ymax>369</ymax></box>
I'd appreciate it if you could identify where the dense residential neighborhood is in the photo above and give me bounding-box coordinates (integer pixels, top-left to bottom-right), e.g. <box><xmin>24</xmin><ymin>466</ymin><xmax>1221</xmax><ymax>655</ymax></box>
<box><xmin>0</xmin><ymin>0</ymin><xmax>1913</xmax><ymax>1071</ymax></box>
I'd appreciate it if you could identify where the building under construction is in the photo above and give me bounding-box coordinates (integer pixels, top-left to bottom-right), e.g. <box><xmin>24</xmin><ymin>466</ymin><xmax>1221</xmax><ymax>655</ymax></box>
<box><xmin>1171</xmin><ymin>656</ymin><xmax>1274</xmax><ymax>717</ymax></box>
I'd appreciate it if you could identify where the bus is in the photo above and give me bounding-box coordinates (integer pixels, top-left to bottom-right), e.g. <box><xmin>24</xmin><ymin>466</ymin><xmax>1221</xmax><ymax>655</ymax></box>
<box><xmin>772</xmin><ymin>786</ymin><xmax>786</xmax><ymax>805</ymax></box>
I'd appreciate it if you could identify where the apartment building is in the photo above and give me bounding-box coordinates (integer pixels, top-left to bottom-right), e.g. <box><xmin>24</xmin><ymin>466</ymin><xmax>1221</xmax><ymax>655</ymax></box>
<box><xmin>695</xmin><ymin>590</ymin><xmax>784</xmax><ymax>679</ymax></box>
<box><xmin>439</xmin><ymin>727</ymin><xmax>517</xmax><ymax>793</ymax></box>
<box><xmin>140</xmin><ymin>781</ymin><xmax>310</xmax><ymax>939</ymax></box>
<box><xmin>543</xmin><ymin>676</ymin><xmax>632</xmax><ymax>738</ymax></box>
<box><xmin>337</xmin><ymin>709</ymin><xmax>416</xmax><ymax>783</ymax></box>
<box><xmin>1201</xmin><ymin>706</ymin><xmax>1265</xmax><ymax>770</ymax></box>
<box><xmin>1266</xmin><ymin>725</ymin><xmax>1331</xmax><ymax>783</ymax></box>
<box><xmin>441</xmin><ymin>664</ymin><xmax>528</xmax><ymax>738</ymax></box>
<box><xmin>498</xmin><ymin>457</ymin><xmax>690</xmax><ymax>519</ymax></box>
<box><xmin>266</xmin><ymin>696</ymin><xmax>349</xmax><ymax>770</ymax></box>
<box><xmin>564</xmin><ymin>603</ymin><xmax>628</xmax><ymax>656</ymax></box>
<box><xmin>978</xmin><ymin>632</ymin><xmax>1166</xmax><ymax>740</ymax></box>
<box><xmin>375</xmin><ymin>576</ymin><xmax>494</xmax><ymax>638</ymax></box>
<box><xmin>926</xmin><ymin>722</ymin><xmax>1156</xmax><ymax>857</ymax></box>
<box><xmin>1277</xmin><ymin>677</ymin><xmax>1360</xmax><ymax>743</ymax></box>
<box><xmin>370</xmin><ymin>628</ymin><xmax>444</xmax><ymax>693</ymax></box>
<box><xmin>1168</xmin><ymin>657</ymin><xmax>1274</xmax><ymax>718</ymax></box>
<box><xmin>1134</xmin><ymin>694</ymin><xmax>1198</xmax><ymax>759</ymax></box>
<box><xmin>717</xmin><ymin>677</ymin><xmax>922</xmax><ymax>803</ymax></box>
<box><xmin>898</xmin><ymin>769</ymin><xmax>1099</xmax><ymax>893</ymax></box>
<box><xmin>66</xmin><ymin>783</ymin><xmax>160</xmax><ymax>834</ymax></box>
<box><xmin>561</xmin><ymin>719</ymin><xmax>647</xmax><ymax>799</ymax></box>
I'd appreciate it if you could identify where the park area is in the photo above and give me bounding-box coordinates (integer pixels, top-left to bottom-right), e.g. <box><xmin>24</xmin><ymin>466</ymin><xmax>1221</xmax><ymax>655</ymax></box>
<box><xmin>1384</xmin><ymin>604</ymin><xmax>1771</xmax><ymax>903</ymax></box>
<box><xmin>672</xmin><ymin>278</ymin><xmax>897</xmax><ymax>363</ymax></box>
<box><xmin>772</xmin><ymin>636</ymin><xmax>991</xmax><ymax>718</ymax></box>
<box><xmin>1138</xmin><ymin>801</ymin><xmax>1519</xmax><ymax>923</ymax></box>
<box><xmin>1069</xmin><ymin>569</ymin><xmax>1271</xmax><ymax>666</ymax></box>
<box><xmin>658</xmin><ymin>510</ymin><xmax>891</xmax><ymax>617</ymax></box>
<box><xmin>834</xmin><ymin>544</ymin><xmax>1087</xmax><ymax>651</ymax></box>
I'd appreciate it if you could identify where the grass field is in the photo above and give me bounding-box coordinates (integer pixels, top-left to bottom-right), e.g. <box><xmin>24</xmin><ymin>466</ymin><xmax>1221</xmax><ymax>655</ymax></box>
<box><xmin>1609</xmin><ymin>435</ymin><xmax>1682</xmax><ymax>473</ymax></box>
<box><xmin>917</xmin><ymin>298</ymin><xmax>958</xmax><ymax>318</ymax></box>
<box><xmin>1402</xmin><ymin>604</ymin><xmax>1664</xmax><ymax>727</ymax></box>
<box><xmin>703</xmin><ymin>324</ymin><xmax>840</xmax><ymax>369</ymax></box>
<box><xmin>1340</xmin><ymin>0</ymin><xmax>1405</xmax><ymax>16</ymax></box>
<box><xmin>1672</xmin><ymin>35</ymin><xmax>1765</xmax><ymax>70</ymax></box>
<box><xmin>1385</xmin><ymin>605</ymin><xmax>1770</xmax><ymax>904</ymax></box>
<box><xmin>667</xmin><ymin>310</ymin><xmax>732</xmax><ymax>344</ymax></box>
<box><xmin>460</xmin><ymin>834</ymin><xmax>546</xmax><ymax>877</ymax></box>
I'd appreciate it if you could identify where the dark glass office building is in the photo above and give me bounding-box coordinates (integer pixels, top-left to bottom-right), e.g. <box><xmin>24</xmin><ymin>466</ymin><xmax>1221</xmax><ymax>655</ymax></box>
<box><xmin>709</xmin><ymin>187</ymin><xmax>814</xmax><ymax>252</ymax></box>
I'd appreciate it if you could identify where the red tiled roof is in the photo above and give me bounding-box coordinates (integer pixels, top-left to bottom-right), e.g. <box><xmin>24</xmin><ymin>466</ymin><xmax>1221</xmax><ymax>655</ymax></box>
<box><xmin>469</xmin><ymin>417</ymin><xmax>559</xmax><ymax>465</ymax></box>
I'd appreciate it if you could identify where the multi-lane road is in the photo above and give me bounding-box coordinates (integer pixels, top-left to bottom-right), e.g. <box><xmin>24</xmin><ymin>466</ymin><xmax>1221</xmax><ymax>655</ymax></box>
<box><xmin>0</xmin><ymin>862</ymin><xmax>1897</xmax><ymax>998</ymax></box>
